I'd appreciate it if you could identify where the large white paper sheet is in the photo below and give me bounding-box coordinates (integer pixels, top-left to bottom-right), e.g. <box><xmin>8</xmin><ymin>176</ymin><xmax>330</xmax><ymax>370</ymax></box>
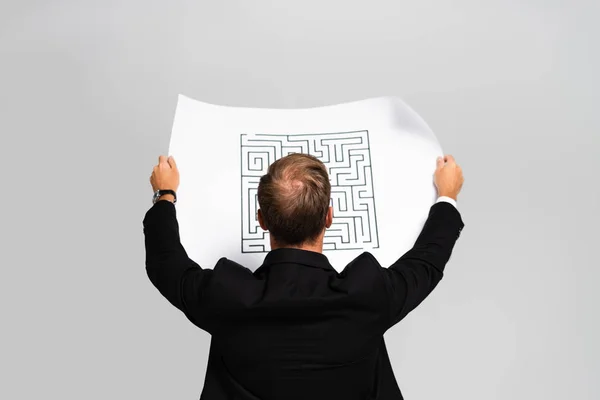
<box><xmin>168</xmin><ymin>95</ymin><xmax>443</xmax><ymax>272</ymax></box>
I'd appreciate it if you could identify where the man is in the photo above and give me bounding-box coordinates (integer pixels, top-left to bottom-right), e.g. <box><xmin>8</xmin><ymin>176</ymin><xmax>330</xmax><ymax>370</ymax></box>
<box><xmin>144</xmin><ymin>152</ymin><xmax>464</xmax><ymax>400</ymax></box>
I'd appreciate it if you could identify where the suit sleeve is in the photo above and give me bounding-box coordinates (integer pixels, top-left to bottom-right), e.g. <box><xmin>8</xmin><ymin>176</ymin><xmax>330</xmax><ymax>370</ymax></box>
<box><xmin>380</xmin><ymin>201</ymin><xmax>464</xmax><ymax>328</ymax></box>
<box><xmin>142</xmin><ymin>200</ymin><xmax>214</xmax><ymax>331</ymax></box>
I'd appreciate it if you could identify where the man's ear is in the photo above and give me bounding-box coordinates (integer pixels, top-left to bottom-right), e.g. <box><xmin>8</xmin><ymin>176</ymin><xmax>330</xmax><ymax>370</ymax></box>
<box><xmin>325</xmin><ymin>206</ymin><xmax>333</xmax><ymax>228</ymax></box>
<box><xmin>257</xmin><ymin>209</ymin><xmax>268</xmax><ymax>231</ymax></box>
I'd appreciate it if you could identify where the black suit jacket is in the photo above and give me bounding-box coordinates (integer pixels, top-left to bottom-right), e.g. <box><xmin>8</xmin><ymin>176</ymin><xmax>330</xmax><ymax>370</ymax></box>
<box><xmin>143</xmin><ymin>200</ymin><xmax>464</xmax><ymax>400</ymax></box>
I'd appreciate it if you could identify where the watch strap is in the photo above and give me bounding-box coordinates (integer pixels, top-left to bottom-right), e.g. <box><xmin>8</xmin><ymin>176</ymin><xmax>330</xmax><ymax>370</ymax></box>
<box><xmin>154</xmin><ymin>189</ymin><xmax>177</xmax><ymax>204</ymax></box>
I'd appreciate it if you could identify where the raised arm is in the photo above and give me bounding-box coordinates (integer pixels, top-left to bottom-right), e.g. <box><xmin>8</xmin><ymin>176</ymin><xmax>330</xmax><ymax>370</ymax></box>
<box><xmin>144</xmin><ymin>156</ymin><xmax>213</xmax><ymax>331</ymax></box>
<box><xmin>380</xmin><ymin>155</ymin><xmax>465</xmax><ymax>328</ymax></box>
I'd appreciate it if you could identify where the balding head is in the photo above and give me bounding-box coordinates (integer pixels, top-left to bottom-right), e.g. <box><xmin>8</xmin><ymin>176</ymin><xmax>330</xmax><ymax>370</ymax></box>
<box><xmin>257</xmin><ymin>153</ymin><xmax>331</xmax><ymax>247</ymax></box>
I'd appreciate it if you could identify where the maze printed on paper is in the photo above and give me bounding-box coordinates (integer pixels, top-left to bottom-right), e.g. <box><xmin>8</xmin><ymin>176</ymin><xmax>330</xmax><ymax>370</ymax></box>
<box><xmin>240</xmin><ymin>131</ymin><xmax>379</xmax><ymax>253</ymax></box>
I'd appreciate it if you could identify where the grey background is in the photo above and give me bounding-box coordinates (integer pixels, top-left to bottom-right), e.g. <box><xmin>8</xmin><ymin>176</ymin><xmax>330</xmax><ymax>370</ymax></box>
<box><xmin>1</xmin><ymin>1</ymin><xmax>598</xmax><ymax>399</ymax></box>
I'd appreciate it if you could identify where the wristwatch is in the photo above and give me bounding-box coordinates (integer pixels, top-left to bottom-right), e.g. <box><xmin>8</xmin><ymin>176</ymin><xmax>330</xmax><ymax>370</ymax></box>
<box><xmin>152</xmin><ymin>189</ymin><xmax>177</xmax><ymax>204</ymax></box>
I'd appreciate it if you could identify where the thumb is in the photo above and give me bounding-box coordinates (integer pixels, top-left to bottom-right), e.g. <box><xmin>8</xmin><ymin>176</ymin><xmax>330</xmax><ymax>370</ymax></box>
<box><xmin>168</xmin><ymin>156</ymin><xmax>177</xmax><ymax>169</ymax></box>
<box><xmin>436</xmin><ymin>156</ymin><xmax>444</xmax><ymax>169</ymax></box>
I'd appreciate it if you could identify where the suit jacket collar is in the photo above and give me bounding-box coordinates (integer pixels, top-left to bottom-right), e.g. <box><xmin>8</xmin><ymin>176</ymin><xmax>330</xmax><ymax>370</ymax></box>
<box><xmin>256</xmin><ymin>248</ymin><xmax>335</xmax><ymax>273</ymax></box>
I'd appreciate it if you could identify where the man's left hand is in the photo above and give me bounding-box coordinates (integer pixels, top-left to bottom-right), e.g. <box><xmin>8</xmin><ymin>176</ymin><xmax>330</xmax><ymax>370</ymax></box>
<box><xmin>150</xmin><ymin>155</ymin><xmax>180</xmax><ymax>195</ymax></box>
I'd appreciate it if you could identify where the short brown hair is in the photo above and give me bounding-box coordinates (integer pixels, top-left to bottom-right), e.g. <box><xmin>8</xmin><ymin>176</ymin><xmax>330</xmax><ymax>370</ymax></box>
<box><xmin>257</xmin><ymin>153</ymin><xmax>331</xmax><ymax>246</ymax></box>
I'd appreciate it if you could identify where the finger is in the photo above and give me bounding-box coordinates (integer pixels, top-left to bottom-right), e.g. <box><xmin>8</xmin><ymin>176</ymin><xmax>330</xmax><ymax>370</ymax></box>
<box><xmin>159</xmin><ymin>155</ymin><xmax>167</xmax><ymax>165</ymax></box>
<box><xmin>444</xmin><ymin>154</ymin><xmax>456</xmax><ymax>164</ymax></box>
<box><xmin>436</xmin><ymin>156</ymin><xmax>444</xmax><ymax>169</ymax></box>
<box><xmin>167</xmin><ymin>156</ymin><xmax>177</xmax><ymax>169</ymax></box>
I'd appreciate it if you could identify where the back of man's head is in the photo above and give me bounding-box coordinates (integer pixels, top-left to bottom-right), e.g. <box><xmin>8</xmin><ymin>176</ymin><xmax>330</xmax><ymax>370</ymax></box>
<box><xmin>257</xmin><ymin>153</ymin><xmax>331</xmax><ymax>247</ymax></box>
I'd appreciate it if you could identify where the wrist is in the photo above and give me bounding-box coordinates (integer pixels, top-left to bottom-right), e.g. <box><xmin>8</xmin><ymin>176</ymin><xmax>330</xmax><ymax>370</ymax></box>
<box><xmin>438</xmin><ymin>193</ymin><xmax>457</xmax><ymax>201</ymax></box>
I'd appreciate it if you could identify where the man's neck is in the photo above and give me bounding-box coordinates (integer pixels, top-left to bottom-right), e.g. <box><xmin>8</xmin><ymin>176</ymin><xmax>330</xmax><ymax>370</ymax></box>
<box><xmin>270</xmin><ymin>240</ymin><xmax>323</xmax><ymax>254</ymax></box>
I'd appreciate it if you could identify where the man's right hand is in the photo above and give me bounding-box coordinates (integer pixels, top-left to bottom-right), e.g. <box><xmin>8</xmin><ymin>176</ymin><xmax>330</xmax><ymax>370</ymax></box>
<box><xmin>434</xmin><ymin>155</ymin><xmax>464</xmax><ymax>200</ymax></box>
